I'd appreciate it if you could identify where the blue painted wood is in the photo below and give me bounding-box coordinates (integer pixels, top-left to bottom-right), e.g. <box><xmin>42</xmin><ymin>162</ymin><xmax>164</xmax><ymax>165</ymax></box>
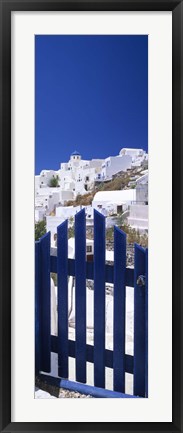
<box><xmin>51</xmin><ymin>336</ymin><xmax>134</xmax><ymax>374</ymax></box>
<box><xmin>36</xmin><ymin>215</ymin><xmax>148</xmax><ymax>397</ymax></box>
<box><xmin>145</xmin><ymin>249</ymin><xmax>148</xmax><ymax>397</ymax></box>
<box><xmin>75</xmin><ymin>209</ymin><xmax>86</xmax><ymax>383</ymax></box>
<box><xmin>50</xmin><ymin>256</ymin><xmax>134</xmax><ymax>287</ymax></box>
<box><xmin>38</xmin><ymin>374</ymin><xmax>139</xmax><ymax>398</ymax></box>
<box><xmin>57</xmin><ymin>220</ymin><xmax>68</xmax><ymax>378</ymax></box>
<box><xmin>94</xmin><ymin>210</ymin><xmax>106</xmax><ymax>388</ymax></box>
<box><xmin>113</xmin><ymin>227</ymin><xmax>126</xmax><ymax>392</ymax></box>
<box><xmin>39</xmin><ymin>232</ymin><xmax>51</xmax><ymax>373</ymax></box>
<box><xmin>35</xmin><ymin>241</ymin><xmax>40</xmax><ymax>375</ymax></box>
<box><xmin>134</xmin><ymin>244</ymin><xmax>146</xmax><ymax>397</ymax></box>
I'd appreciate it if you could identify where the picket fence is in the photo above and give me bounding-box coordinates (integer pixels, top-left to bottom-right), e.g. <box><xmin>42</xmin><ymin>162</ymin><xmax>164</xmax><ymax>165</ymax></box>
<box><xmin>35</xmin><ymin>208</ymin><xmax>148</xmax><ymax>398</ymax></box>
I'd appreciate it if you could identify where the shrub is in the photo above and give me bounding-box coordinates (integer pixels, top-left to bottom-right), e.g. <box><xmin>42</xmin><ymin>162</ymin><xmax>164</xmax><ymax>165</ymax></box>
<box><xmin>49</xmin><ymin>175</ymin><xmax>60</xmax><ymax>187</ymax></box>
<box><xmin>35</xmin><ymin>220</ymin><xmax>46</xmax><ymax>241</ymax></box>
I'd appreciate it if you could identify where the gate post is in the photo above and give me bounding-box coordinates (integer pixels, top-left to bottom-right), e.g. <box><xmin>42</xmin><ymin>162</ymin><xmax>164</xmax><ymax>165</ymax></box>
<box><xmin>134</xmin><ymin>244</ymin><xmax>146</xmax><ymax>397</ymax></box>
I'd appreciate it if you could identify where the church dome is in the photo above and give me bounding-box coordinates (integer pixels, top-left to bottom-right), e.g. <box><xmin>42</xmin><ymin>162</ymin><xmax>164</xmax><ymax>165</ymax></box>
<box><xmin>71</xmin><ymin>150</ymin><xmax>81</xmax><ymax>156</ymax></box>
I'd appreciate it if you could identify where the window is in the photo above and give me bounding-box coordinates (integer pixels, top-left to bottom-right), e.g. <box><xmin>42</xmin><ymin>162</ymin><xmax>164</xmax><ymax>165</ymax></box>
<box><xmin>86</xmin><ymin>245</ymin><xmax>92</xmax><ymax>253</ymax></box>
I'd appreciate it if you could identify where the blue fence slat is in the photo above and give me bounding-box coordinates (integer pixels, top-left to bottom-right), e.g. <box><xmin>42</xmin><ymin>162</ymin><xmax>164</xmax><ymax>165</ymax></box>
<box><xmin>145</xmin><ymin>249</ymin><xmax>148</xmax><ymax>397</ymax></box>
<box><xmin>94</xmin><ymin>210</ymin><xmax>106</xmax><ymax>388</ymax></box>
<box><xmin>75</xmin><ymin>209</ymin><xmax>86</xmax><ymax>383</ymax></box>
<box><xmin>134</xmin><ymin>244</ymin><xmax>146</xmax><ymax>397</ymax></box>
<box><xmin>39</xmin><ymin>232</ymin><xmax>51</xmax><ymax>373</ymax></box>
<box><xmin>57</xmin><ymin>220</ymin><xmax>68</xmax><ymax>378</ymax></box>
<box><xmin>35</xmin><ymin>241</ymin><xmax>41</xmax><ymax>375</ymax></box>
<box><xmin>113</xmin><ymin>227</ymin><xmax>126</xmax><ymax>392</ymax></box>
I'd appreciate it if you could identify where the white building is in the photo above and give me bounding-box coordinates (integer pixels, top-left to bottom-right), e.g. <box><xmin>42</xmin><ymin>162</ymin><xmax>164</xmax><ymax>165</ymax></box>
<box><xmin>136</xmin><ymin>172</ymin><xmax>148</xmax><ymax>204</ymax></box>
<box><xmin>35</xmin><ymin>188</ymin><xmax>60</xmax><ymax>214</ymax></box>
<box><xmin>119</xmin><ymin>148</ymin><xmax>148</xmax><ymax>167</ymax></box>
<box><xmin>127</xmin><ymin>204</ymin><xmax>148</xmax><ymax>232</ymax></box>
<box><xmin>100</xmin><ymin>154</ymin><xmax>132</xmax><ymax>180</ymax></box>
<box><xmin>59</xmin><ymin>151</ymin><xmax>104</xmax><ymax>196</ymax></box>
<box><xmin>36</xmin><ymin>184</ymin><xmax>74</xmax><ymax>208</ymax></box>
<box><xmin>127</xmin><ymin>171</ymin><xmax>148</xmax><ymax>231</ymax></box>
<box><xmin>92</xmin><ymin>189</ymin><xmax>136</xmax><ymax>215</ymax></box>
<box><xmin>35</xmin><ymin>206</ymin><xmax>46</xmax><ymax>222</ymax></box>
<box><xmin>35</xmin><ymin>169</ymin><xmax>60</xmax><ymax>189</ymax></box>
<box><xmin>46</xmin><ymin>216</ymin><xmax>65</xmax><ymax>245</ymax></box>
<box><xmin>56</xmin><ymin>205</ymin><xmax>81</xmax><ymax>219</ymax></box>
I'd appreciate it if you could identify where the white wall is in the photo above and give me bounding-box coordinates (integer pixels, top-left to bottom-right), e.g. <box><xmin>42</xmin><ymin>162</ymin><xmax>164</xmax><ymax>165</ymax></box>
<box><xmin>120</xmin><ymin>148</ymin><xmax>144</xmax><ymax>158</ymax></box>
<box><xmin>93</xmin><ymin>189</ymin><xmax>136</xmax><ymax>210</ymax></box>
<box><xmin>60</xmin><ymin>190</ymin><xmax>74</xmax><ymax>203</ymax></box>
<box><xmin>35</xmin><ymin>208</ymin><xmax>45</xmax><ymax>222</ymax></box>
<box><xmin>35</xmin><ymin>191</ymin><xmax>60</xmax><ymax>213</ymax></box>
<box><xmin>56</xmin><ymin>205</ymin><xmax>81</xmax><ymax>218</ymax></box>
<box><xmin>136</xmin><ymin>173</ymin><xmax>148</xmax><ymax>203</ymax></box>
<box><xmin>59</xmin><ymin>154</ymin><xmax>104</xmax><ymax>196</ymax></box>
<box><xmin>119</xmin><ymin>148</ymin><xmax>148</xmax><ymax>168</ymax></box>
<box><xmin>128</xmin><ymin>204</ymin><xmax>148</xmax><ymax>231</ymax></box>
<box><xmin>101</xmin><ymin>155</ymin><xmax>132</xmax><ymax>179</ymax></box>
<box><xmin>46</xmin><ymin>216</ymin><xmax>65</xmax><ymax>244</ymax></box>
<box><xmin>35</xmin><ymin>175</ymin><xmax>40</xmax><ymax>189</ymax></box>
<box><xmin>39</xmin><ymin>170</ymin><xmax>59</xmax><ymax>188</ymax></box>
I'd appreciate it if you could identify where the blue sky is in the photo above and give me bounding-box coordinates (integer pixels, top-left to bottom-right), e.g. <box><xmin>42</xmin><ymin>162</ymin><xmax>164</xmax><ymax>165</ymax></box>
<box><xmin>35</xmin><ymin>35</ymin><xmax>148</xmax><ymax>174</ymax></box>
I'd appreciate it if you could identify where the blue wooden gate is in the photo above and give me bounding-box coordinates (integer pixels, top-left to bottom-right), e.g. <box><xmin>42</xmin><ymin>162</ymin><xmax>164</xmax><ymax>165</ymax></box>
<box><xmin>35</xmin><ymin>209</ymin><xmax>148</xmax><ymax>398</ymax></box>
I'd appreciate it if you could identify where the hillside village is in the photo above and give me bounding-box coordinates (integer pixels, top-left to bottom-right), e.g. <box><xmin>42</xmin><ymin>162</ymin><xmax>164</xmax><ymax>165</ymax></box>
<box><xmin>35</xmin><ymin>146</ymin><xmax>148</xmax><ymax>397</ymax></box>
<box><xmin>35</xmin><ymin>147</ymin><xmax>148</xmax><ymax>249</ymax></box>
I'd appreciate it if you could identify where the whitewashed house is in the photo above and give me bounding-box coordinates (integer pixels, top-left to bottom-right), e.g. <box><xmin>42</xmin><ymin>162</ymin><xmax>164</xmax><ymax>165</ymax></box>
<box><xmin>36</xmin><ymin>185</ymin><xmax>74</xmax><ymax>207</ymax></box>
<box><xmin>100</xmin><ymin>154</ymin><xmax>132</xmax><ymax>180</ymax></box>
<box><xmin>127</xmin><ymin>171</ymin><xmax>148</xmax><ymax>231</ymax></box>
<box><xmin>127</xmin><ymin>204</ymin><xmax>148</xmax><ymax>232</ymax></box>
<box><xmin>35</xmin><ymin>206</ymin><xmax>46</xmax><ymax>222</ymax></box>
<box><xmin>56</xmin><ymin>205</ymin><xmax>81</xmax><ymax>219</ymax></box>
<box><xmin>119</xmin><ymin>148</ymin><xmax>148</xmax><ymax>167</ymax></box>
<box><xmin>59</xmin><ymin>151</ymin><xmax>104</xmax><ymax>196</ymax></box>
<box><xmin>35</xmin><ymin>188</ymin><xmax>60</xmax><ymax>214</ymax></box>
<box><xmin>136</xmin><ymin>172</ymin><xmax>148</xmax><ymax>204</ymax></box>
<box><xmin>36</xmin><ymin>169</ymin><xmax>60</xmax><ymax>189</ymax></box>
<box><xmin>46</xmin><ymin>216</ymin><xmax>65</xmax><ymax>245</ymax></box>
<box><xmin>92</xmin><ymin>189</ymin><xmax>136</xmax><ymax>215</ymax></box>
